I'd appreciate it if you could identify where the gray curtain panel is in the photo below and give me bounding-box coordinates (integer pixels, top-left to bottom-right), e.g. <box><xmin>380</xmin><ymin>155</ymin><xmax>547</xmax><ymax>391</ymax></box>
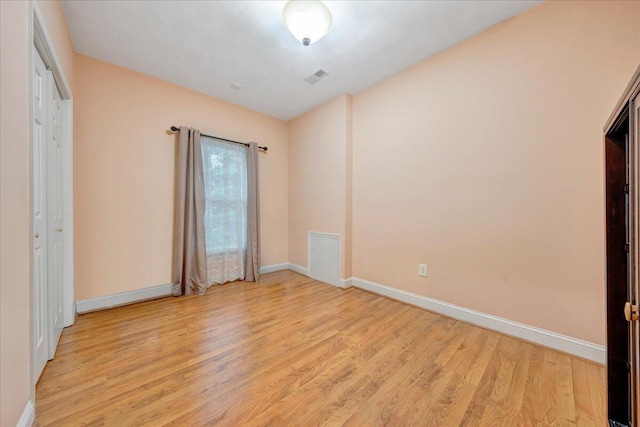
<box><xmin>172</xmin><ymin>127</ymin><xmax>208</xmax><ymax>296</ymax></box>
<box><xmin>244</xmin><ymin>142</ymin><xmax>261</xmax><ymax>282</ymax></box>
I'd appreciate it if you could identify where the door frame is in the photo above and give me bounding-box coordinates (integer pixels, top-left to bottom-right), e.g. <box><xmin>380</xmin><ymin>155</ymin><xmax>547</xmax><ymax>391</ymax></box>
<box><xmin>632</xmin><ymin>89</ymin><xmax>640</xmax><ymax>427</ymax></box>
<box><xmin>30</xmin><ymin>0</ymin><xmax>75</xmax><ymax>393</ymax></box>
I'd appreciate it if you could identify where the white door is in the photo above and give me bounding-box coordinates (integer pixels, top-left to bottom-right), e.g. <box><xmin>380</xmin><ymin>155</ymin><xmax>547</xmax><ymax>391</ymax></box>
<box><xmin>47</xmin><ymin>77</ymin><xmax>64</xmax><ymax>359</ymax></box>
<box><xmin>33</xmin><ymin>46</ymin><xmax>49</xmax><ymax>380</ymax></box>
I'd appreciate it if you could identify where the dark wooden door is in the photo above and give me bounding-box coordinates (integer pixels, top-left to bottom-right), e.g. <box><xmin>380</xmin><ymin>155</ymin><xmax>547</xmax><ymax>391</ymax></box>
<box><xmin>606</xmin><ymin>121</ymin><xmax>631</xmax><ymax>426</ymax></box>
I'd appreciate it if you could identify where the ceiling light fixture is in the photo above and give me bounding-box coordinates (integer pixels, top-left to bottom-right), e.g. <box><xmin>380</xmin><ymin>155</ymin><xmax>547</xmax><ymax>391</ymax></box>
<box><xmin>283</xmin><ymin>0</ymin><xmax>332</xmax><ymax>47</ymax></box>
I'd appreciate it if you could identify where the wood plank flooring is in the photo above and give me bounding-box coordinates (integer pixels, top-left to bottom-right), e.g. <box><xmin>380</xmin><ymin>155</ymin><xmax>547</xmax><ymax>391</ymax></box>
<box><xmin>35</xmin><ymin>270</ymin><xmax>606</xmax><ymax>426</ymax></box>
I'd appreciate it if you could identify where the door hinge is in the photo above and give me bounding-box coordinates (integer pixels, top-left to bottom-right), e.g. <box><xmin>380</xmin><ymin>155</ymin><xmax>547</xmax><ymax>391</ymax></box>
<box><xmin>625</xmin><ymin>243</ymin><xmax>630</xmax><ymax>253</ymax></box>
<box><xmin>624</xmin><ymin>184</ymin><xmax>629</xmax><ymax>194</ymax></box>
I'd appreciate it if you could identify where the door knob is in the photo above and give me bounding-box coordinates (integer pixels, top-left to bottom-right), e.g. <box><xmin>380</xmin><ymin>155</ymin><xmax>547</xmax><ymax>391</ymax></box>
<box><xmin>625</xmin><ymin>301</ymin><xmax>639</xmax><ymax>321</ymax></box>
<box><xmin>55</xmin><ymin>228</ymin><xmax>62</xmax><ymax>233</ymax></box>
<box><xmin>34</xmin><ymin>232</ymin><xmax>39</xmax><ymax>238</ymax></box>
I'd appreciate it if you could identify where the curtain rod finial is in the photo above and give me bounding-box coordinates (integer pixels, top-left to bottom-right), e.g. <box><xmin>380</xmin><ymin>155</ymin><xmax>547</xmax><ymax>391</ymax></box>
<box><xmin>170</xmin><ymin>126</ymin><xmax>179</xmax><ymax>132</ymax></box>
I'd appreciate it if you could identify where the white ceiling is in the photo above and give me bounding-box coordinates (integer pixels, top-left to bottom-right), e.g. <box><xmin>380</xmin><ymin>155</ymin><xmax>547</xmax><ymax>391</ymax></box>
<box><xmin>61</xmin><ymin>0</ymin><xmax>541</xmax><ymax>121</ymax></box>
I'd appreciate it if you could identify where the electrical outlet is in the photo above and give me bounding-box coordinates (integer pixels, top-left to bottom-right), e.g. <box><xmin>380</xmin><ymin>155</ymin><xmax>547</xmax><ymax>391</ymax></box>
<box><xmin>419</xmin><ymin>264</ymin><xmax>428</xmax><ymax>277</ymax></box>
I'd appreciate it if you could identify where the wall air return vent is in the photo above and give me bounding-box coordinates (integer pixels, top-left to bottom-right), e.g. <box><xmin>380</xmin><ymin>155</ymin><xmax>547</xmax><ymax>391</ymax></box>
<box><xmin>305</xmin><ymin>69</ymin><xmax>329</xmax><ymax>85</ymax></box>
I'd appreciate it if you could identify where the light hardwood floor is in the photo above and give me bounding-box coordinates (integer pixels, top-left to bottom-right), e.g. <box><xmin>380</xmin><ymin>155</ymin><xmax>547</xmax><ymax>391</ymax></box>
<box><xmin>35</xmin><ymin>270</ymin><xmax>606</xmax><ymax>426</ymax></box>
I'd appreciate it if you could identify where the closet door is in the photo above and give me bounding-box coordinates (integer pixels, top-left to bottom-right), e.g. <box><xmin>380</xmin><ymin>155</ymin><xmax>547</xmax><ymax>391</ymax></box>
<box><xmin>47</xmin><ymin>77</ymin><xmax>64</xmax><ymax>359</ymax></box>
<box><xmin>33</xmin><ymin>46</ymin><xmax>49</xmax><ymax>380</ymax></box>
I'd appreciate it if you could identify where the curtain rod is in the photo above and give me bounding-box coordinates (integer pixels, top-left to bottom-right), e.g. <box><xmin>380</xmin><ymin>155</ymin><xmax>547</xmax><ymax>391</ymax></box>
<box><xmin>170</xmin><ymin>126</ymin><xmax>268</xmax><ymax>152</ymax></box>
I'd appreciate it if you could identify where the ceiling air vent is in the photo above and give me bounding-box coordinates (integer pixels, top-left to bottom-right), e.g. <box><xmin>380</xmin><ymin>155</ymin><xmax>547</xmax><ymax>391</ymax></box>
<box><xmin>305</xmin><ymin>69</ymin><xmax>329</xmax><ymax>85</ymax></box>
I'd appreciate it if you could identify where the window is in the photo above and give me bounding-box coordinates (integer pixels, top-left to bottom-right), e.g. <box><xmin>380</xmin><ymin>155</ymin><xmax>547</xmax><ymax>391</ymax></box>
<box><xmin>201</xmin><ymin>136</ymin><xmax>247</xmax><ymax>283</ymax></box>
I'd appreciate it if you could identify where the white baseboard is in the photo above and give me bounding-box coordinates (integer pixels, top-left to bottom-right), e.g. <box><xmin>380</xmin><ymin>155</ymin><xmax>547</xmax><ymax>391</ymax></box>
<box><xmin>76</xmin><ymin>283</ymin><xmax>173</xmax><ymax>314</ymax></box>
<box><xmin>287</xmin><ymin>263</ymin><xmax>308</xmax><ymax>276</ymax></box>
<box><xmin>259</xmin><ymin>263</ymin><xmax>289</xmax><ymax>274</ymax></box>
<box><xmin>76</xmin><ymin>265</ymin><xmax>296</xmax><ymax>314</ymax></box>
<box><xmin>351</xmin><ymin>277</ymin><xmax>606</xmax><ymax>364</ymax></box>
<box><xmin>76</xmin><ymin>265</ymin><xmax>294</xmax><ymax>314</ymax></box>
<box><xmin>17</xmin><ymin>400</ymin><xmax>34</xmax><ymax>427</ymax></box>
<box><xmin>73</xmin><ymin>267</ymin><xmax>605</xmax><ymax>363</ymax></box>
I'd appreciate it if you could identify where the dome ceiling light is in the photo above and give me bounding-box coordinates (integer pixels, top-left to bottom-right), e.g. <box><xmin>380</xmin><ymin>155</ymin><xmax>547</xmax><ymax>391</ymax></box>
<box><xmin>283</xmin><ymin>0</ymin><xmax>332</xmax><ymax>46</ymax></box>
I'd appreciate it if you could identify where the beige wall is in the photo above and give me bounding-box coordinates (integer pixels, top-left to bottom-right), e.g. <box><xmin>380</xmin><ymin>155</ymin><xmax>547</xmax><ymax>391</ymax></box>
<box><xmin>0</xmin><ymin>2</ymin><xmax>32</xmax><ymax>424</ymax></box>
<box><xmin>351</xmin><ymin>0</ymin><xmax>640</xmax><ymax>345</ymax></box>
<box><xmin>288</xmin><ymin>94</ymin><xmax>352</xmax><ymax>278</ymax></box>
<box><xmin>74</xmin><ymin>55</ymin><xmax>288</xmax><ymax>300</ymax></box>
<box><xmin>344</xmin><ymin>95</ymin><xmax>353</xmax><ymax>278</ymax></box>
